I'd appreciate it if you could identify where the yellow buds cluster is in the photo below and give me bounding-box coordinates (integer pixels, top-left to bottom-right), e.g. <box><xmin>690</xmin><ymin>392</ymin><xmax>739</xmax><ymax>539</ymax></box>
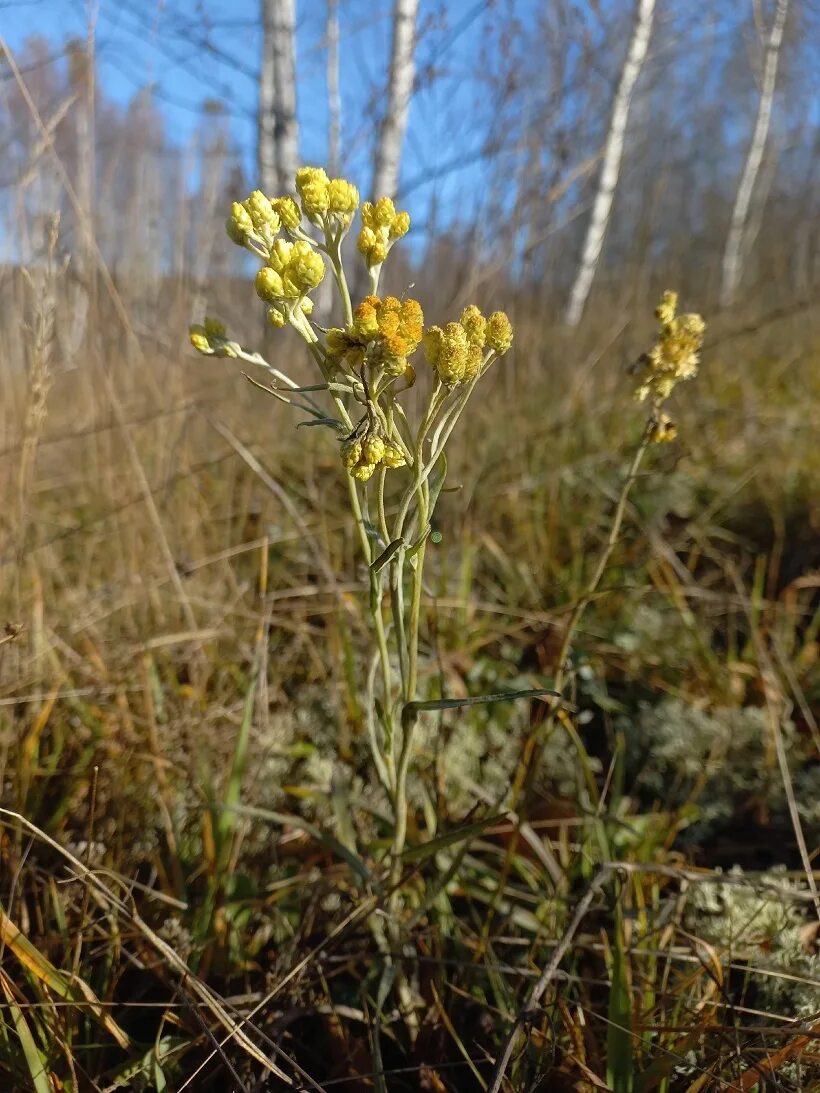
<box><xmin>189</xmin><ymin>317</ymin><xmax>236</xmax><ymax>358</ymax></box>
<box><xmin>357</xmin><ymin>197</ymin><xmax>410</xmax><ymax>268</ymax></box>
<box><xmin>225</xmin><ymin>192</ymin><xmax>282</xmax><ymax>248</ymax></box>
<box><xmin>326</xmin><ymin>295</ymin><xmax>424</xmax><ymax>378</ymax></box>
<box><xmin>255</xmin><ymin>239</ymin><xmax>325</xmax><ymax>302</ymax></box>
<box><xmin>341</xmin><ymin>430</ymin><xmax>406</xmax><ymax>480</ymax></box>
<box><xmin>423</xmin><ymin>306</ymin><xmax>512</xmax><ymax>387</ymax></box>
<box><xmin>636</xmin><ymin>291</ymin><xmax>705</xmax><ymax>405</ymax></box>
<box><xmin>295</xmin><ymin>166</ymin><xmax>360</xmax><ymax>228</ymax></box>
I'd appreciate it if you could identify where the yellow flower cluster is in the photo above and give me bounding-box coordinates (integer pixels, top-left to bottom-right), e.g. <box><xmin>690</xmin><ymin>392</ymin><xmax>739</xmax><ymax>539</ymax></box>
<box><xmin>423</xmin><ymin>306</ymin><xmax>513</xmax><ymax>387</ymax></box>
<box><xmin>255</xmin><ymin>239</ymin><xmax>325</xmax><ymax>303</ymax></box>
<box><xmin>227</xmin><ymin>191</ymin><xmax>280</xmax><ymax>247</ymax></box>
<box><xmin>356</xmin><ymin>197</ymin><xmax>410</xmax><ymax>268</ymax></box>
<box><xmin>295</xmin><ymin>167</ymin><xmax>359</xmax><ymax>227</ymax></box>
<box><xmin>326</xmin><ymin>295</ymin><xmax>424</xmax><ymax>379</ymax></box>
<box><xmin>341</xmin><ymin>430</ymin><xmax>406</xmax><ymax>481</ymax></box>
<box><xmin>636</xmin><ymin>291</ymin><xmax>705</xmax><ymax>405</ymax></box>
<box><xmin>188</xmin><ymin>317</ymin><xmax>236</xmax><ymax>357</ymax></box>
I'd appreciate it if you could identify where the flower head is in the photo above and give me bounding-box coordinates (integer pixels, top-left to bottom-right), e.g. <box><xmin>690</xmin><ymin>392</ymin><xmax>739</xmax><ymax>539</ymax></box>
<box><xmin>357</xmin><ymin>198</ymin><xmax>411</xmax><ymax>268</ymax></box>
<box><xmin>340</xmin><ymin>428</ymin><xmax>406</xmax><ymax>478</ymax></box>
<box><xmin>424</xmin><ymin>322</ymin><xmax>469</xmax><ymax>387</ymax></box>
<box><xmin>327</xmin><ymin>178</ymin><xmax>360</xmax><ymax>226</ymax></box>
<box><xmin>257</xmin><ymin>239</ymin><xmax>325</xmax><ymax>304</ymax></box>
<box><xmin>329</xmin><ymin>295</ymin><xmax>424</xmax><ymax>376</ymax></box>
<box><xmin>226</xmin><ymin>201</ymin><xmax>254</xmax><ymax>245</ymax></box>
<box><xmin>273</xmin><ymin>195</ymin><xmax>302</xmax><ymax>233</ymax></box>
<box><xmin>486</xmin><ymin>311</ymin><xmax>513</xmax><ymax>354</ymax></box>
<box><xmin>296</xmin><ymin>166</ymin><xmax>331</xmax><ymax>222</ymax></box>
<box><xmin>189</xmin><ymin>318</ymin><xmax>237</xmax><ymax>358</ymax></box>
<box><xmin>460</xmin><ymin>305</ymin><xmax>487</xmax><ymax>349</ymax></box>
<box><xmin>636</xmin><ymin>292</ymin><xmax>705</xmax><ymax>404</ymax></box>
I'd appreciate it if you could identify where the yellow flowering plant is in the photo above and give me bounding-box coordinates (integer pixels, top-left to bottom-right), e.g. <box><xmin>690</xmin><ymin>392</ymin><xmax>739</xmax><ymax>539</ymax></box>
<box><xmin>191</xmin><ymin>165</ymin><xmax>705</xmax><ymax>1034</ymax></box>
<box><xmin>190</xmin><ymin>167</ymin><xmax>524</xmax><ymax>972</ymax></box>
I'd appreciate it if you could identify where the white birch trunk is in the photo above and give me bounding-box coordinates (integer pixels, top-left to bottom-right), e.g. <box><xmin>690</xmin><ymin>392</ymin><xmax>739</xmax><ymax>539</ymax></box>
<box><xmin>719</xmin><ymin>0</ymin><xmax>789</xmax><ymax>308</ymax></box>
<box><xmin>258</xmin><ymin>0</ymin><xmax>276</xmax><ymax>193</ymax></box>
<box><xmin>327</xmin><ymin>0</ymin><xmax>341</xmax><ymax>176</ymax></box>
<box><xmin>258</xmin><ymin>0</ymin><xmax>299</xmax><ymax>195</ymax></box>
<box><xmin>564</xmin><ymin>0</ymin><xmax>656</xmax><ymax>327</ymax></box>
<box><xmin>371</xmin><ymin>0</ymin><xmax>419</xmax><ymax>200</ymax></box>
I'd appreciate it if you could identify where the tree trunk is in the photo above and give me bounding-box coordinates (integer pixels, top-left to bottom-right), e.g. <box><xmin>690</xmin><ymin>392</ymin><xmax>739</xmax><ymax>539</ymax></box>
<box><xmin>719</xmin><ymin>0</ymin><xmax>789</xmax><ymax>309</ymax></box>
<box><xmin>371</xmin><ymin>0</ymin><xmax>419</xmax><ymax>200</ymax></box>
<box><xmin>258</xmin><ymin>0</ymin><xmax>299</xmax><ymax>195</ymax></box>
<box><xmin>327</xmin><ymin>0</ymin><xmax>341</xmax><ymax>176</ymax></box>
<box><xmin>564</xmin><ymin>0</ymin><xmax>656</xmax><ymax>327</ymax></box>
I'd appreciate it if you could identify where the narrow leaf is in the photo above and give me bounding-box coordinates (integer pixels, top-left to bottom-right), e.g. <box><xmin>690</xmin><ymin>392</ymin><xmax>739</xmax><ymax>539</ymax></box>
<box><xmin>370</xmin><ymin>538</ymin><xmax>405</xmax><ymax>574</ymax></box>
<box><xmin>401</xmin><ymin>813</ymin><xmax>504</xmax><ymax>863</ymax></box>
<box><xmin>402</xmin><ymin>687</ymin><xmax>561</xmax><ymax>729</ymax></box>
<box><xmin>220</xmin><ymin>802</ymin><xmax>371</xmax><ymax>881</ymax></box>
<box><xmin>0</xmin><ymin>971</ymin><xmax>52</xmax><ymax>1093</ymax></box>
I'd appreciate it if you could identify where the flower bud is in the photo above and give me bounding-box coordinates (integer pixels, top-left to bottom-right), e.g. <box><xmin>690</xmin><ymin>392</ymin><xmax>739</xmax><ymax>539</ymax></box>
<box><xmin>296</xmin><ymin>166</ymin><xmax>331</xmax><ymax>220</ymax></box>
<box><xmin>423</xmin><ymin>326</ymin><xmax>443</xmax><ymax>368</ymax></box>
<box><xmin>273</xmin><ymin>196</ymin><xmax>302</xmax><ymax>232</ymax></box>
<box><xmin>267</xmin><ymin>306</ymin><xmax>286</xmax><ymax>328</ymax></box>
<box><xmin>362</xmin><ymin>434</ymin><xmax>386</xmax><ymax>465</ymax></box>
<box><xmin>341</xmin><ymin>438</ymin><xmax>363</xmax><ymax>469</ymax></box>
<box><xmin>486</xmin><ymin>311</ymin><xmax>513</xmax><ymax>354</ymax></box>
<box><xmin>351</xmin><ymin>461</ymin><xmax>376</xmax><ymax>482</ymax></box>
<box><xmin>381</xmin><ymin>442</ymin><xmax>406</xmax><ymax>469</ymax></box>
<box><xmin>189</xmin><ymin>326</ymin><xmax>212</xmax><ymax>354</ymax></box>
<box><xmin>256</xmin><ymin>266</ymin><xmax>284</xmax><ymax>302</ymax></box>
<box><xmin>389</xmin><ymin>210</ymin><xmax>410</xmax><ymax>240</ymax></box>
<box><xmin>460</xmin><ymin>305</ymin><xmax>486</xmax><ymax>348</ymax></box>
<box><xmin>436</xmin><ymin>322</ymin><xmax>469</xmax><ymax>386</ymax></box>
<box><xmin>353</xmin><ymin>297</ymin><xmax>380</xmax><ymax>340</ymax></box>
<box><xmin>373</xmin><ymin>196</ymin><xmax>396</xmax><ymax>227</ymax></box>
<box><xmin>227</xmin><ymin>201</ymin><xmax>254</xmax><ymax>244</ymax></box>
<box><xmin>328</xmin><ymin>178</ymin><xmax>359</xmax><ymax>219</ymax></box>
<box><xmin>245</xmin><ymin>190</ymin><xmax>280</xmax><ymax>233</ymax></box>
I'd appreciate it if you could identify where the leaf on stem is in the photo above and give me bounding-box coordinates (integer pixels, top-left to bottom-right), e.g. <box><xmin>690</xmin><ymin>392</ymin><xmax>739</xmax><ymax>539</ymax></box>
<box><xmin>296</xmin><ymin>417</ymin><xmax>346</xmax><ymax>431</ymax></box>
<box><xmin>401</xmin><ymin>813</ymin><xmax>505</xmax><ymax>863</ymax></box>
<box><xmin>370</xmin><ymin>538</ymin><xmax>405</xmax><ymax>574</ymax></box>
<box><xmin>402</xmin><ymin>687</ymin><xmax>563</xmax><ymax>730</ymax></box>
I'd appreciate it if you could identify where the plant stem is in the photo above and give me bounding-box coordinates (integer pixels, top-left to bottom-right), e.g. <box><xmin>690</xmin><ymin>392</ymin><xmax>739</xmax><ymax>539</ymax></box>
<box><xmin>514</xmin><ymin>422</ymin><xmax>654</xmax><ymax>808</ymax></box>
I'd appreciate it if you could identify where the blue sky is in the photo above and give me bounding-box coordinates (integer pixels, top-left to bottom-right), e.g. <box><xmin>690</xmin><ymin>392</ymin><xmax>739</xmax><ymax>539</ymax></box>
<box><xmin>1</xmin><ymin>0</ymin><xmax>496</xmax><ymax>230</ymax></box>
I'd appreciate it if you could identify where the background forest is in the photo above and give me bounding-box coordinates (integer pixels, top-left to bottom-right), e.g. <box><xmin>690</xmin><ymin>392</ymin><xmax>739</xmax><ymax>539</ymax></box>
<box><xmin>1</xmin><ymin>1</ymin><xmax>819</xmax><ymax>1089</ymax></box>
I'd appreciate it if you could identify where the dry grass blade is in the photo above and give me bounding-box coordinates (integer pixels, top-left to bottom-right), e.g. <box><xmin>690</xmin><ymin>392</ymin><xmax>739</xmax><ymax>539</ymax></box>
<box><xmin>0</xmin><ymin>906</ymin><xmax>130</xmax><ymax>1050</ymax></box>
<box><xmin>0</xmin><ymin>970</ymin><xmax>52</xmax><ymax>1093</ymax></box>
<box><xmin>0</xmin><ymin>809</ymin><xmax>299</xmax><ymax>1086</ymax></box>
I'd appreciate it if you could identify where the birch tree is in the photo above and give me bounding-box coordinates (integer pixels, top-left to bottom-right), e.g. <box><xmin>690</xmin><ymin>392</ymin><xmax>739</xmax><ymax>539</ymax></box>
<box><xmin>327</xmin><ymin>0</ymin><xmax>341</xmax><ymax>176</ymax></box>
<box><xmin>564</xmin><ymin>0</ymin><xmax>656</xmax><ymax>327</ymax></box>
<box><xmin>371</xmin><ymin>0</ymin><xmax>419</xmax><ymax>201</ymax></box>
<box><xmin>719</xmin><ymin>0</ymin><xmax>789</xmax><ymax>308</ymax></box>
<box><xmin>258</xmin><ymin>0</ymin><xmax>299</xmax><ymax>196</ymax></box>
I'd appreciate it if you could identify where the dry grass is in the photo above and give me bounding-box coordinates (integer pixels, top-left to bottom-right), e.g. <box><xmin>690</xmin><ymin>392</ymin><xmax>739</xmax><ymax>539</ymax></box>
<box><xmin>1</xmin><ymin>253</ymin><xmax>819</xmax><ymax>1088</ymax></box>
<box><xmin>1</xmin><ymin>41</ymin><xmax>820</xmax><ymax>1084</ymax></box>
